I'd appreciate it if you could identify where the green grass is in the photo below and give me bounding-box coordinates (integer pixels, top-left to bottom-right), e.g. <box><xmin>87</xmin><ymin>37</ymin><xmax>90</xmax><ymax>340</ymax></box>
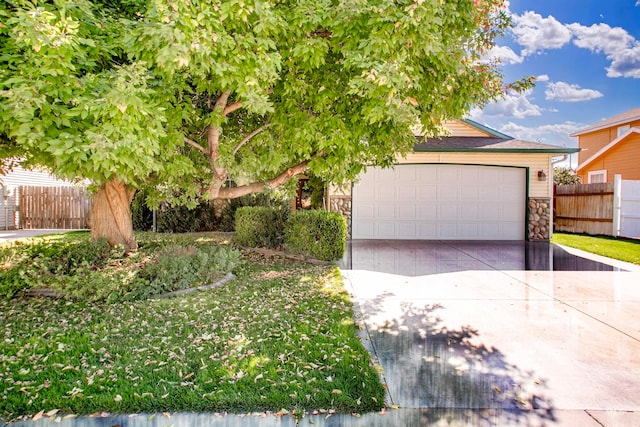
<box><xmin>552</xmin><ymin>232</ymin><xmax>640</xmax><ymax>265</ymax></box>
<box><xmin>0</xmin><ymin>233</ymin><xmax>385</xmax><ymax>420</ymax></box>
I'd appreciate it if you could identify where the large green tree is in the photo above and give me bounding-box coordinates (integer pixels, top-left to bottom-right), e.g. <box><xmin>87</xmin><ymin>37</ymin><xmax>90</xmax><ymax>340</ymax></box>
<box><xmin>0</xmin><ymin>0</ymin><xmax>530</xmax><ymax>251</ymax></box>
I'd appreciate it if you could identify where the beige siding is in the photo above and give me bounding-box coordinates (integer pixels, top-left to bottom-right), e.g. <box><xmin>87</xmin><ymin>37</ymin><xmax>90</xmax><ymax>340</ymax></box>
<box><xmin>398</xmin><ymin>152</ymin><xmax>552</xmax><ymax>198</ymax></box>
<box><xmin>443</xmin><ymin>120</ymin><xmax>491</xmax><ymax>137</ymax></box>
<box><xmin>330</xmin><ymin>152</ymin><xmax>553</xmax><ymax>198</ymax></box>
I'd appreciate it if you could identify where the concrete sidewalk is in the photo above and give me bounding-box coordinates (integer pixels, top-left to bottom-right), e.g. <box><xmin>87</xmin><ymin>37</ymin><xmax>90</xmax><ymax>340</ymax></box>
<box><xmin>0</xmin><ymin>229</ymin><xmax>81</xmax><ymax>243</ymax></box>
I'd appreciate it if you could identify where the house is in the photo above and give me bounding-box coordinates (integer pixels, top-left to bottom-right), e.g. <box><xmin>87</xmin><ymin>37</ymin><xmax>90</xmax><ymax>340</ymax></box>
<box><xmin>0</xmin><ymin>162</ymin><xmax>87</xmax><ymax>230</ymax></box>
<box><xmin>572</xmin><ymin>107</ymin><xmax>640</xmax><ymax>183</ymax></box>
<box><xmin>328</xmin><ymin>119</ymin><xmax>579</xmax><ymax>241</ymax></box>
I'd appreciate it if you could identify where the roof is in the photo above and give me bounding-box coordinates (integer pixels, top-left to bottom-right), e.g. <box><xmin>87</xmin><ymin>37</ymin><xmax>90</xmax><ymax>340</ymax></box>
<box><xmin>577</xmin><ymin>128</ymin><xmax>640</xmax><ymax>172</ymax></box>
<box><xmin>570</xmin><ymin>107</ymin><xmax>640</xmax><ymax>137</ymax></box>
<box><xmin>414</xmin><ymin>136</ymin><xmax>580</xmax><ymax>154</ymax></box>
<box><xmin>459</xmin><ymin>118</ymin><xmax>514</xmax><ymax>139</ymax></box>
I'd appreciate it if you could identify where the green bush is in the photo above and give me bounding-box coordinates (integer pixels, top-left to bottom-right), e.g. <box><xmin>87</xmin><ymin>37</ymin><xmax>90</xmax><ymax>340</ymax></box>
<box><xmin>234</xmin><ymin>206</ymin><xmax>288</xmax><ymax>248</ymax></box>
<box><xmin>218</xmin><ymin>190</ymin><xmax>291</xmax><ymax>231</ymax></box>
<box><xmin>285</xmin><ymin>210</ymin><xmax>347</xmax><ymax>261</ymax></box>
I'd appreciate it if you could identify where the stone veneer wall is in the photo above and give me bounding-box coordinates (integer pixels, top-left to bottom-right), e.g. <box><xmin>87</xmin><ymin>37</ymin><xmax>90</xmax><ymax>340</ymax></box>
<box><xmin>528</xmin><ymin>198</ymin><xmax>551</xmax><ymax>241</ymax></box>
<box><xmin>329</xmin><ymin>195</ymin><xmax>352</xmax><ymax>237</ymax></box>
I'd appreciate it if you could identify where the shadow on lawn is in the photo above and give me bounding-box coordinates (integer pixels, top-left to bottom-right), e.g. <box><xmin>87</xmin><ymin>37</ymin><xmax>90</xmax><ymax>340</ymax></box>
<box><xmin>356</xmin><ymin>291</ymin><xmax>556</xmax><ymax>426</ymax></box>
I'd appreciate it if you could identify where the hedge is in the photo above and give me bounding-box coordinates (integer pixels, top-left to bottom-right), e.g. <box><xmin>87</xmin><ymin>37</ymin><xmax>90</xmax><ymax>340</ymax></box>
<box><xmin>285</xmin><ymin>210</ymin><xmax>347</xmax><ymax>261</ymax></box>
<box><xmin>234</xmin><ymin>206</ymin><xmax>288</xmax><ymax>248</ymax></box>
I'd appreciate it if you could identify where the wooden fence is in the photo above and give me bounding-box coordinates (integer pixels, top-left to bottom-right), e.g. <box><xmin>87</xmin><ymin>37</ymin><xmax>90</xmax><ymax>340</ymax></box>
<box><xmin>19</xmin><ymin>186</ymin><xmax>91</xmax><ymax>229</ymax></box>
<box><xmin>554</xmin><ymin>182</ymin><xmax>614</xmax><ymax>236</ymax></box>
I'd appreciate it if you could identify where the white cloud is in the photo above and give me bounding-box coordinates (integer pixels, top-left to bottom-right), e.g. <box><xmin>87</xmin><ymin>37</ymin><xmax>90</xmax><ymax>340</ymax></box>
<box><xmin>470</xmin><ymin>90</ymin><xmax>542</xmax><ymax>120</ymax></box>
<box><xmin>607</xmin><ymin>45</ymin><xmax>640</xmax><ymax>78</ymax></box>
<box><xmin>511</xmin><ymin>12</ymin><xmax>572</xmax><ymax>56</ymax></box>
<box><xmin>499</xmin><ymin>121</ymin><xmax>585</xmax><ymax>147</ymax></box>
<box><xmin>568</xmin><ymin>23</ymin><xmax>640</xmax><ymax>78</ymax></box>
<box><xmin>545</xmin><ymin>81</ymin><xmax>604</xmax><ymax>102</ymax></box>
<box><xmin>508</xmin><ymin>14</ymin><xmax>640</xmax><ymax>79</ymax></box>
<box><xmin>484</xmin><ymin>45</ymin><xmax>524</xmax><ymax>64</ymax></box>
<box><xmin>537</xmin><ymin>74</ymin><xmax>550</xmax><ymax>82</ymax></box>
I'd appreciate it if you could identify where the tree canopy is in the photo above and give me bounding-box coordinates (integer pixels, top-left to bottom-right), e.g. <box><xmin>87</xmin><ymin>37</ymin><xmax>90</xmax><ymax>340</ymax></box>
<box><xmin>0</xmin><ymin>0</ymin><xmax>531</xmax><ymax>248</ymax></box>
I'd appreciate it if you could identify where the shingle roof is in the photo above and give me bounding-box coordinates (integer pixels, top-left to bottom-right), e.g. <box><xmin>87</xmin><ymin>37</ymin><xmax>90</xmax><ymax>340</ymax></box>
<box><xmin>414</xmin><ymin>137</ymin><xmax>579</xmax><ymax>153</ymax></box>
<box><xmin>570</xmin><ymin>107</ymin><xmax>640</xmax><ymax>136</ymax></box>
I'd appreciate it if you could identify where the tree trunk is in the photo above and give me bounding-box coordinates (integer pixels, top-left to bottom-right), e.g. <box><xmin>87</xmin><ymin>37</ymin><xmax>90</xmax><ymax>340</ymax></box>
<box><xmin>90</xmin><ymin>178</ymin><xmax>137</xmax><ymax>252</ymax></box>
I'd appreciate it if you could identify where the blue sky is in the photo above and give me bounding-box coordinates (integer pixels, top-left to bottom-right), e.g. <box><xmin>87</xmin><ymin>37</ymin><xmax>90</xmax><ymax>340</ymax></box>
<box><xmin>469</xmin><ymin>0</ymin><xmax>640</xmax><ymax>167</ymax></box>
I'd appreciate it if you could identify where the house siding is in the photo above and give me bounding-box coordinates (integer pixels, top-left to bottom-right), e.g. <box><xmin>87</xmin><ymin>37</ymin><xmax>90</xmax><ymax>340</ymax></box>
<box><xmin>443</xmin><ymin>121</ymin><xmax>490</xmax><ymax>137</ymax></box>
<box><xmin>398</xmin><ymin>152</ymin><xmax>552</xmax><ymax>198</ymax></box>
<box><xmin>577</xmin><ymin>119</ymin><xmax>640</xmax><ymax>164</ymax></box>
<box><xmin>577</xmin><ymin>128</ymin><xmax>616</xmax><ymax>164</ymax></box>
<box><xmin>579</xmin><ymin>133</ymin><xmax>640</xmax><ymax>182</ymax></box>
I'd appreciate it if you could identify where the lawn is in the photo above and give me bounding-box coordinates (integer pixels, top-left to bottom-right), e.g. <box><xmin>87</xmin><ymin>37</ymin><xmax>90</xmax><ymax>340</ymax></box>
<box><xmin>0</xmin><ymin>233</ymin><xmax>385</xmax><ymax>421</ymax></box>
<box><xmin>552</xmin><ymin>232</ymin><xmax>640</xmax><ymax>265</ymax></box>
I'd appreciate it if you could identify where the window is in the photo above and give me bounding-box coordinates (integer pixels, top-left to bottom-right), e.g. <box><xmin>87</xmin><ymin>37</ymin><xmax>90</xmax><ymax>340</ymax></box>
<box><xmin>617</xmin><ymin>124</ymin><xmax>630</xmax><ymax>138</ymax></box>
<box><xmin>587</xmin><ymin>170</ymin><xmax>607</xmax><ymax>183</ymax></box>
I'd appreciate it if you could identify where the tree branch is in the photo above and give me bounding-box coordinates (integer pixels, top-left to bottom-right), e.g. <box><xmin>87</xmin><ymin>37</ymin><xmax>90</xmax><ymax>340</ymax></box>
<box><xmin>223</xmin><ymin>102</ymin><xmax>243</xmax><ymax>116</ymax></box>
<box><xmin>232</xmin><ymin>123</ymin><xmax>273</xmax><ymax>156</ymax></box>
<box><xmin>217</xmin><ymin>154</ymin><xmax>322</xmax><ymax>199</ymax></box>
<box><xmin>183</xmin><ymin>137</ymin><xmax>208</xmax><ymax>155</ymax></box>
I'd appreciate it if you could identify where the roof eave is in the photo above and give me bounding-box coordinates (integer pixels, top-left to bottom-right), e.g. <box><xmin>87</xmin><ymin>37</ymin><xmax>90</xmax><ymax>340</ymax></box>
<box><xmin>570</xmin><ymin>115</ymin><xmax>640</xmax><ymax>137</ymax></box>
<box><xmin>414</xmin><ymin>147</ymin><xmax>581</xmax><ymax>154</ymax></box>
<box><xmin>461</xmin><ymin>118</ymin><xmax>514</xmax><ymax>139</ymax></box>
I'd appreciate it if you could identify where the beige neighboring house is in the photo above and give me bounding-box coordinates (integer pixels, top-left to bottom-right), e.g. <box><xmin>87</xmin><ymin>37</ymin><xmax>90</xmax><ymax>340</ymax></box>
<box><xmin>327</xmin><ymin>119</ymin><xmax>579</xmax><ymax>241</ymax></box>
<box><xmin>0</xmin><ymin>162</ymin><xmax>83</xmax><ymax>230</ymax></box>
<box><xmin>572</xmin><ymin>107</ymin><xmax>640</xmax><ymax>183</ymax></box>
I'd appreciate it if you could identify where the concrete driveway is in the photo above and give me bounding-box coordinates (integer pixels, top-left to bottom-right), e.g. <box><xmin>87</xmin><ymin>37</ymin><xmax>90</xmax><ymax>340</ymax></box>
<box><xmin>342</xmin><ymin>240</ymin><xmax>640</xmax><ymax>426</ymax></box>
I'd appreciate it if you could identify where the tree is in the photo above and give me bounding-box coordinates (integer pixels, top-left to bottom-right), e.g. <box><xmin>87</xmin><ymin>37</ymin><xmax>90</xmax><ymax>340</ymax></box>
<box><xmin>554</xmin><ymin>167</ymin><xmax>581</xmax><ymax>185</ymax></box>
<box><xmin>1</xmin><ymin>0</ymin><xmax>531</xmax><ymax>252</ymax></box>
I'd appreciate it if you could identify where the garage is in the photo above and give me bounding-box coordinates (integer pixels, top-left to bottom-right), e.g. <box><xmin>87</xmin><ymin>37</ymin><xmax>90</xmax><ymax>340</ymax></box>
<box><xmin>351</xmin><ymin>164</ymin><xmax>527</xmax><ymax>240</ymax></box>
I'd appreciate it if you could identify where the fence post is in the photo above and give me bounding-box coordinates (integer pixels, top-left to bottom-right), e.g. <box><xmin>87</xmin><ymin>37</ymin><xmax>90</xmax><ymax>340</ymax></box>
<box><xmin>612</xmin><ymin>174</ymin><xmax>622</xmax><ymax>237</ymax></box>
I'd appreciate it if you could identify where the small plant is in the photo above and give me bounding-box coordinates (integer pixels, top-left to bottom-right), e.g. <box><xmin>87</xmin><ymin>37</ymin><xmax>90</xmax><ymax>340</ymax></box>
<box><xmin>235</xmin><ymin>206</ymin><xmax>289</xmax><ymax>248</ymax></box>
<box><xmin>285</xmin><ymin>210</ymin><xmax>347</xmax><ymax>261</ymax></box>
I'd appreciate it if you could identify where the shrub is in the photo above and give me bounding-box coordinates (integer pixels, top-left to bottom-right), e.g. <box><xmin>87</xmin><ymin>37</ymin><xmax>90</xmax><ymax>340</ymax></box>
<box><xmin>218</xmin><ymin>190</ymin><xmax>291</xmax><ymax>232</ymax></box>
<box><xmin>157</xmin><ymin>202</ymin><xmax>219</xmax><ymax>233</ymax></box>
<box><xmin>285</xmin><ymin>210</ymin><xmax>347</xmax><ymax>261</ymax></box>
<box><xmin>234</xmin><ymin>206</ymin><xmax>288</xmax><ymax>248</ymax></box>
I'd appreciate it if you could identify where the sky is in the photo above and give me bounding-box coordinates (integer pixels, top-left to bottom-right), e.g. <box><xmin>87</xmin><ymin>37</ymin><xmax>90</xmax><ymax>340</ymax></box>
<box><xmin>469</xmin><ymin>0</ymin><xmax>640</xmax><ymax>168</ymax></box>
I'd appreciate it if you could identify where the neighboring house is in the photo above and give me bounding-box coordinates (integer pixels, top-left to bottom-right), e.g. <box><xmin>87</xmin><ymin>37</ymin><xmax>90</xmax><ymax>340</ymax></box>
<box><xmin>572</xmin><ymin>107</ymin><xmax>640</xmax><ymax>184</ymax></box>
<box><xmin>0</xmin><ymin>162</ymin><xmax>83</xmax><ymax>230</ymax></box>
<box><xmin>328</xmin><ymin>119</ymin><xmax>578</xmax><ymax>241</ymax></box>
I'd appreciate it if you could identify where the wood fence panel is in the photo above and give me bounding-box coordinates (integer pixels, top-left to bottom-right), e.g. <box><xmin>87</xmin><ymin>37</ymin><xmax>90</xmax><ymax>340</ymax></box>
<box><xmin>19</xmin><ymin>186</ymin><xmax>92</xmax><ymax>229</ymax></box>
<box><xmin>554</xmin><ymin>182</ymin><xmax>614</xmax><ymax>236</ymax></box>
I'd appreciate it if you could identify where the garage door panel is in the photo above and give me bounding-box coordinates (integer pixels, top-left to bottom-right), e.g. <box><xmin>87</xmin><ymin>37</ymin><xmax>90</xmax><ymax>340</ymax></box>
<box><xmin>396</xmin><ymin>184</ymin><xmax>416</xmax><ymax>202</ymax></box>
<box><xmin>397</xmin><ymin>204</ymin><xmax>417</xmax><ymax>220</ymax></box>
<box><xmin>418</xmin><ymin>185</ymin><xmax>437</xmax><ymax>201</ymax></box>
<box><xmin>376</xmin><ymin>204</ymin><xmax>395</xmax><ymax>218</ymax></box>
<box><xmin>375</xmin><ymin>223</ymin><xmax>396</xmax><ymax>239</ymax></box>
<box><xmin>353</xmin><ymin>203</ymin><xmax>376</xmax><ymax>220</ymax></box>
<box><xmin>377</xmin><ymin>182</ymin><xmax>396</xmax><ymax>202</ymax></box>
<box><xmin>397</xmin><ymin>222</ymin><xmax>417</xmax><ymax>239</ymax></box>
<box><xmin>352</xmin><ymin>164</ymin><xmax>526</xmax><ymax>240</ymax></box>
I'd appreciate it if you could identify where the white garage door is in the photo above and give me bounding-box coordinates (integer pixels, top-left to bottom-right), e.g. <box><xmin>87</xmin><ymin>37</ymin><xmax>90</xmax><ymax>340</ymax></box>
<box><xmin>352</xmin><ymin>164</ymin><xmax>526</xmax><ymax>240</ymax></box>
